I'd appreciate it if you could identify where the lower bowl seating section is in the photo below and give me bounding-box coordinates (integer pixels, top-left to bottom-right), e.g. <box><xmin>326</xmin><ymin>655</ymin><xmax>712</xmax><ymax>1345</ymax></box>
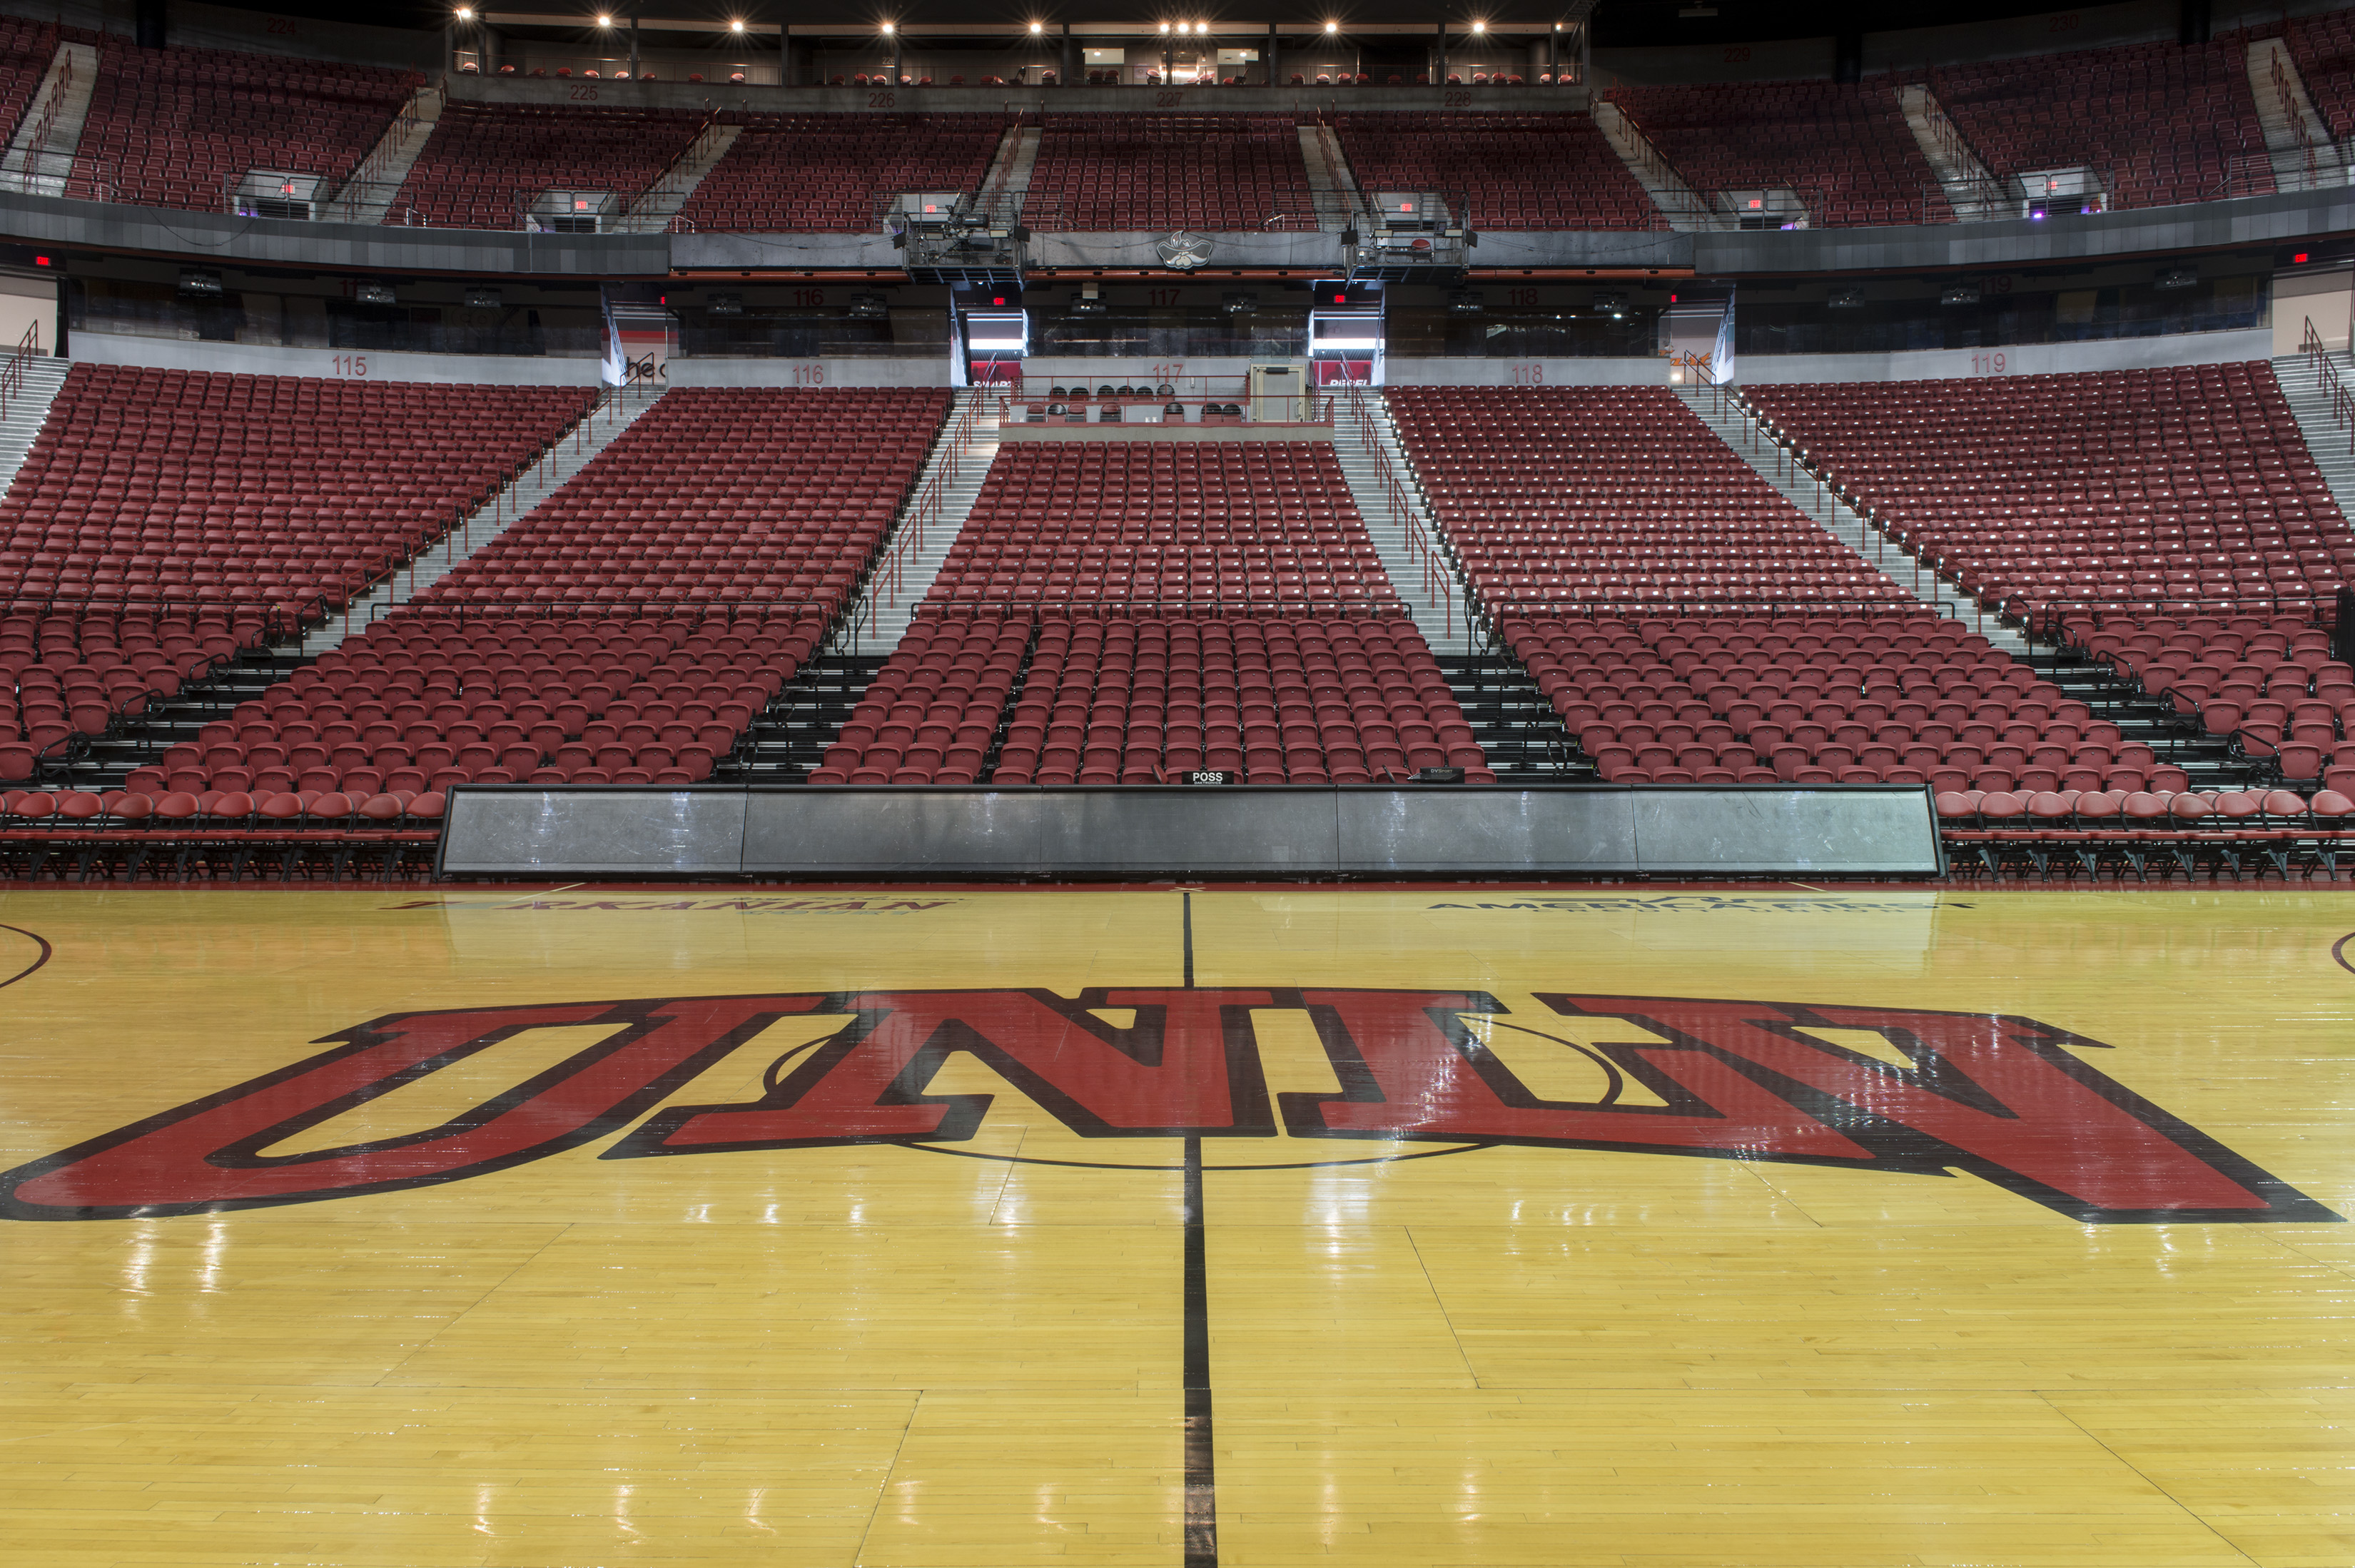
<box><xmin>0</xmin><ymin>365</ymin><xmax>597</xmax><ymax>619</ymax></box>
<box><xmin>674</xmin><ymin>112</ymin><xmax>1008</xmax><ymax>232</ymax></box>
<box><xmin>391</xmin><ymin>101</ymin><xmax>704</xmax><ymax>229</ymax></box>
<box><xmin>0</xmin><ymin>610</ymin><xmax>257</xmax><ymax>782</ymax></box>
<box><xmin>68</xmin><ymin>43</ymin><xmax>420</xmax><ymax>212</ymax></box>
<box><xmin>1605</xmin><ymin>76</ymin><xmax>1947</xmax><ymax>227</ymax></box>
<box><xmin>128</xmin><ymin>613</ymin><xmax>815</xmax><ymax>798</ymax></box>
<box><xmin>0</xmin><ymin>786</ymin><xmax>447</xmax><ymax>884</ymax></box>
<box><xmin>1020</xmin><ymin>114</ymin><xmax>1315</xmax><ymax>230</ymax></box>
<box><xmin>811</xmin><ymin>618</ymin><xmax>1028</xmax><ymax>784</ymax></box>
<box><xmin>1507</xmin><ymin>611</ymin><xmax>2178</xmax><ymax>792</ymax></box>
<box><xmin>809</xmin><ymin>616</ymin><xmax>1492</xmax><ymax>786</ymax></box>
<box><xmin>1328</xmin><ymin>112</ymin><xmax>1665</xmax><ymax>231</ymax></box>
<box><xmin>1388</xmin><ymin>385</ymin><xmax>1910</xmax><ymax>613</ymax></box>
<box><xmin>1938</xmin><ymin>786</ymin><xmax>2355</xmax><ymax>882</ymax></box>
<box><xmin>2061</xmin><ymin>612</ymin><xmax>2355</xmax><ymax>794</ymax></box>
<box><xmin>1930</xmin><ymin>39</ymin><xmax>2268</xmax><ymax>211</ymax></box>
<box><xmin>1741</xmin><ymin>364</ymin><xmax>2355</xmax><ymax>627</ymax></box>
<box><xmin>926</xmin><ymin>441</ymin><xmax>1397</xmax><ymax>614</ymax></box>
<box><xmin>421</xmin><ymin>388</ymin><xmax>948</xmax><ymax>616</ymax></box>
<box><xmin>831</xmin><ymin>429</ymin><xmax>1496</xmax><ymax>784</ymax></box>
<box><xmin>992</xmin><ymin>617</ymin><xmax>1485</xmax><ymax>785</ymax></box>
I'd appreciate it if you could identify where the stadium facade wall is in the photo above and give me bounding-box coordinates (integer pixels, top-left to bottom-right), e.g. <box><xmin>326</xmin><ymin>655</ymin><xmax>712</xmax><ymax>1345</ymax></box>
<box><xmin>663</xmin><ymin>356</ymin><xmax>952</xmax><ymax>387</ymax></box>
<box><xmin>4</xmin><ymin>179</ymin><xmax>2342</xmax><ymax>303</ymax></box>
<box><xmin>1734</xmin><ymin>327</ymin><xmax>2274</xmax><ymax>385</ymax></box>
<box><xmin>65</xmin><ymin>330</ymin><xmax>609</xmax><ymax>385</ymax></box>
<box><xmin>1691</xmin><ymin>185</ymin><xmax>2355</xmax><ymax>277</ymax></box>
<box><xmin>0</xmin><ymin>192</ymin><xmax>673</xmax><ymax>281</ymax></box>
<box><xmin>1384</xmin><ymin>358</ymin><xmax>1670</xmax><ymax>388</ymax></box>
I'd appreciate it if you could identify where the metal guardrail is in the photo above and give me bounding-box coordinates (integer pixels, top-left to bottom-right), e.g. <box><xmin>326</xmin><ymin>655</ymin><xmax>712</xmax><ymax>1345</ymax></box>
<box><xmin>1335</xmin><ymin>383</ymin><xmax>1462</xmax><ymax>640</ymax></box>
<box><xmin>2299</xmin><ymin>315</ymin><xmax>2355</xmax><ymax>455</ymax></box>
<box><xmin>0</xmin><ymin>318</ymin><xmax>36</xmax><ymax>423</ymax></box>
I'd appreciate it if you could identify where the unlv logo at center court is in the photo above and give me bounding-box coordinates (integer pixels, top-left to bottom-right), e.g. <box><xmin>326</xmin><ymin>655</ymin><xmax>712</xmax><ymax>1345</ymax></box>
<box><xmin>3</xmin><ymin>988</ymin><xmax>2337</xmax><ymax>1224</ymax></box>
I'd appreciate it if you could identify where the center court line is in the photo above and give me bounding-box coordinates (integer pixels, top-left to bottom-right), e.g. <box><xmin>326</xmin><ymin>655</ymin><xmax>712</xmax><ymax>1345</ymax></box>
<box><xmin>1179</xmin><ymin>891</ymin><xmax>1218</xmax><ymax>1567</ymax></box>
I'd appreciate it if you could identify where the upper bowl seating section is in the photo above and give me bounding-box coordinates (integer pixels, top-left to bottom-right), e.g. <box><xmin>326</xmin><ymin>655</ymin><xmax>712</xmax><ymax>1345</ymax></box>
<box><xmin>2287</xmin><ymin>10</ymin><xmax>2355</xmax><ymax>141</ymax></box>
<box><xmin>675</xmin><ymin>112</ymin><xmax>1008</xmax><ymax>232</ymax></box>
<box><xmin>1606</xmin><ymin>74</ymin><xmax>1947</xmax><ymax>227</ymax></box>
<box><xmin>1330</xmin><ymin>112</ymin><xmax>1666</xmax><ymax>231</ymax></box>
<box><xmin>1741</xmin><ymin>363</ymin><xmax>2355</xmax><ymax>628</ymax></box>
<box><xmin>924</xmin><ymin>440</ymin><xmax>1398</xmax><ymax>614</ymax></box>
<box><xmin>1387</xmin><ymin>385</ymin><xmax>1911</xmax><ymax>615</ymax></box>
<box><xmin>391</xmin><ymin>101</ymin><xmax>704</xmax><ymax>229</ymax></box>
<box><xmin>1021</xmin><ymin>114</ymin><xmax>1315</xmax><ymax>231</ymax></box>
<box><xmin>1929</xmin><ymin>39</ymin><xmax>2269</xmax><ymax>211</ymax></box>
<box><xmin>0</xmin><ymin>17</ymin><xmax>59</xmax><ymax>151</ymax></box>
<box><xmin>417</xmin><ymin>386</ymin><xmax>951</xmax><ymax>619</ymax></box>
<box><xmin>66</xmin><ymin>43</ymin><xmax>420</xmax><ymax>213</ymax></box>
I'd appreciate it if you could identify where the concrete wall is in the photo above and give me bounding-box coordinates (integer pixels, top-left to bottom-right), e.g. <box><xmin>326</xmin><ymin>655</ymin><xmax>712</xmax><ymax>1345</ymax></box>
<box><xmin>1385</xmin><ymin>356</ymin><xmax>1669</xmax><ymax>387</ymax></box>
<box><xmin>68</xmin><ymin>330</ymin><xmax>607</xmax><ymax>384</ymax></box>
<box><xmin>1735</xmin><ymin>326</ymin><xmax>2276</xmax><ymax>385</ymax></box>
<box><xmin>2274</xmin><ymin>266</ymin><xmax>2354</xmax><ymax>355</ymax></box>
<box><xmin>663</xmin><ymin>355</ymin><xmax>950</xmax><ymax>387</ymax></box>
<box><xmin>0</xmin><ymin>191</ymin><xmax>672</xmax><ymax>279</ymax></box>
<box><xmin>0</xmin><ymin>271</ymin><xmax>56</xmax><ymax>358</ymax></box>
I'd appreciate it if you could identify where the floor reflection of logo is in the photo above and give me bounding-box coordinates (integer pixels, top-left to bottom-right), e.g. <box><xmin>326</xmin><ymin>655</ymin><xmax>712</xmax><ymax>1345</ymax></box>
<box><xmin>4</xmin><ymin>988</ymin><xmax>2337</xmax><ymax>1225</ymax></box>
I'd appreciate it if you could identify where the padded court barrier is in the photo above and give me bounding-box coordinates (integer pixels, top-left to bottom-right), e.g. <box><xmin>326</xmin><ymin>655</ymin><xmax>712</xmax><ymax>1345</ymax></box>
<box><xmin>437</xmin><ymin>782</ymin><xmax>1944</xmax><ymax>879</ymax></box>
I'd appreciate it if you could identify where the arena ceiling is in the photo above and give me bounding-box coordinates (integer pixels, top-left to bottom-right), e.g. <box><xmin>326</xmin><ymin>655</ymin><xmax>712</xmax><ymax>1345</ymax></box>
<box><xmin>186</xmin><ymin>0</ymin><xmax>2107</xmax><ymax>49</ymax></box>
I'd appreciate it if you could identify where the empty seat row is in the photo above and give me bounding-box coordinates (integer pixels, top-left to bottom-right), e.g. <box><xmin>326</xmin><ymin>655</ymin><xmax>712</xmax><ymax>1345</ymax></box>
<box><xmin>130</xmin><ymin>611</ymin><xmax>819</xmax><ymax>799</ymax></box>
<box><xmin>809</xmin><ymin>614</ymin><xmax>1492</xmax><ymax>785</ymax></box>
<box><xmin>1741</xmin><ymin>363</ymin><xmax>2355</xmax><ymax>629</ymax></box>
<box><xmin>925</xmin><ymin>440</ymin><xmax>1399</xmax><ymax>612</ymax></box>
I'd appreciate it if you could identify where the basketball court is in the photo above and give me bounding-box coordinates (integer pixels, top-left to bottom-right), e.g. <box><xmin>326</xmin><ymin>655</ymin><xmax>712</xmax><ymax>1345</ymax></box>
<box><xmin>3</xmin><ymin>884</ymin><xmax>2351</xmax><ymax>1567</ymax></box>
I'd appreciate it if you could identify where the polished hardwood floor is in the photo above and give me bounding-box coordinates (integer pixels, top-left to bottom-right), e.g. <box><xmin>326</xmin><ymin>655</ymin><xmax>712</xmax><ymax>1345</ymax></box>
<box><xmin>1</xmin><ymin>883</ymin><xmax>2351</xmax><ymax>1567</ymax></box>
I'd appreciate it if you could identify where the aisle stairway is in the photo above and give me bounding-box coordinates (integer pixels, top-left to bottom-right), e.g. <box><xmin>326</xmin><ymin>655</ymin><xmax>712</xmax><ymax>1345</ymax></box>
<box><xmin>729</xmin><ymin>652</ymin><xmax>887</xmax><ymax>780</ymax></box>
<box><xmin>322</xmin><ymin>83</ymin><xmax>444</xmax><ymax>225</ymax></box>
<box><xmin>619</xmin><ymin>121</ymin><xmax>743</xmax><ymax>233</ymax></box>
<box><xmin>299</xmin><ymin>380</ymin><xmax>665</xmax><ymax>656</ymax></box>
<box><xmin>0</xmin><ymin>358</ymin><xmax>72</xmax><ymax>491</ymax></box>
<box><xmin>1329</xmin><ymin>390</ymin><xmax>1469</xmax><ymax>650</ymax></box>
<box><xmin>1898</xmin><ymin>82</ymin><xmax>2007</xmax><ymax>221</ymax></box>
<box><xmin>1676</xmin><ymin>384</ymin><xmax>2033</xmax><ymax>657</ymax></box>
<box><xmin>2269</xmin><ymin>352</ymin><xmax>2355</xmax><ymax>530</ymax></box>
<box><xmin>1</xmin><ymin>40</ymin><xmax>97</xmax><ymax>198</ymax></box>
<box><xmin>1437</xmin><ymin>652</ymin><xmax>1588</xmax><ymax>780</ymax></box>
<box><xmin>851</xmin><ymin>388</ymin><xmax>1001</xmax><ymax>647</ymax></box>
<box><xmin>2247</xmin><ymin>36</ymin><xmax>2345</xmax><ymax>193</ymax></box>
